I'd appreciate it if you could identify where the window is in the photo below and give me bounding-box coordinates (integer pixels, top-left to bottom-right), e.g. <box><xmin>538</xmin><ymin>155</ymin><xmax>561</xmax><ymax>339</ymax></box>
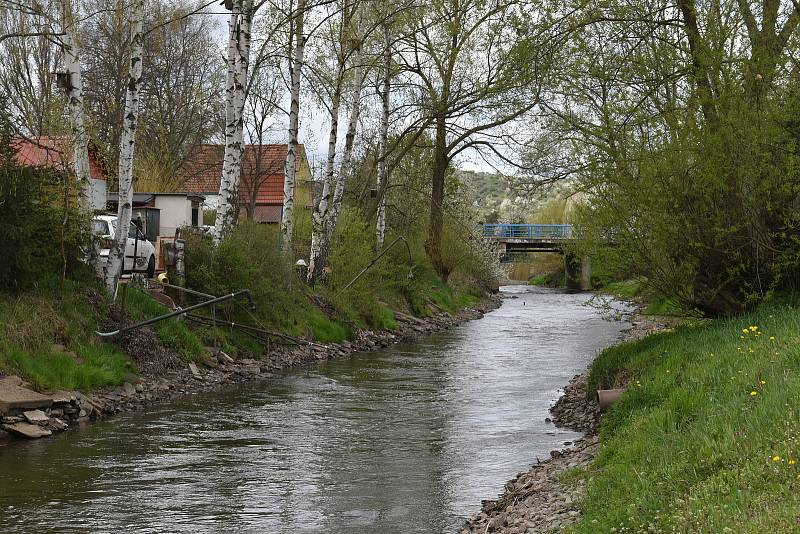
<box><xmin>91</xmin><ymin>220</ymin><xmax>109</xmax><ymax>236</ymax></box>
<box><xmin>191</xmin><ymin>202</ymin><xmax>199</xmax><ymax>226</ymax></box>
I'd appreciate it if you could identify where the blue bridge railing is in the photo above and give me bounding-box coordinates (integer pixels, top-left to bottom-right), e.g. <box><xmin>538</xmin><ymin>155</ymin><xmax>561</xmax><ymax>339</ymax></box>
<box><xmin>482</xmin><ymin>223</ymin><xmax>573</xmax><ymax>240</ymax></box>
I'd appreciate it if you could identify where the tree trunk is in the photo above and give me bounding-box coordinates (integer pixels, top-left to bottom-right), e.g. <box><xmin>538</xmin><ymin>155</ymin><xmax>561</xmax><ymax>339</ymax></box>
<box><xmin>281</xmin><ymin>0</ymin><xmax>306</xmax><ymax>252</ymax></box>
<box><xmin>104</xmin><ymin>0</ymin><xmax>144</xmax><ymax>294</ymax></box>
<box><xmin>307</xmin><ymin>65</ymin><xmax>344</xmax><ymax>284</ymax></box>
<box><xmin>375</xmin><ymin>26</ymin><xmax>391</xmax><ymax>249</ymax></box>
<box><xmin>426</xmin><ymin>115</ymin><xmax>448</xmax><ymax>281</ymax></box>
<box><xmin>60</xmin><ymin>0</ymin><xmax>90</xmax><ymax>209</ymax></box>
<box><xmin>326</xmin><ymin>38</ymin><xmax>364</xmax><ymax>245</ymax></box>
<box><xmin>213</xmin><ymin>0</ymin><xmax>253</xmax><ymax>243</ymax></box>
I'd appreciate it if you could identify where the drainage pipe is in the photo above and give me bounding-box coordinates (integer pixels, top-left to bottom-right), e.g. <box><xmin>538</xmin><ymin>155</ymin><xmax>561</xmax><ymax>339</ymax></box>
<box><xmin>597</xmin><ymin>388</ymin><xmax>626</xmax><ymax>411</ymax></box>
<box><xmin>95</xmin><ymin>289</ymin><xmax>255</xmax><ymax>337</ymax></box>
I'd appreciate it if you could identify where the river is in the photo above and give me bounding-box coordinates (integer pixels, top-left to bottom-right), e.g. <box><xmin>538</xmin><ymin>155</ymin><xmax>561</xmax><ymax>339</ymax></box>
<box><xmin>0</xmin><ymin>286</ymin><xmax>628</xmax><ymax>533</ymax></box>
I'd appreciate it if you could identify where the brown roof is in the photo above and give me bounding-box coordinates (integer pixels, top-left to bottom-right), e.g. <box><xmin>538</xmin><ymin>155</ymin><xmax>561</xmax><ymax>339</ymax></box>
<box><xmin>181</xmin><ymin>144</ymin><xmax>304</xmax><ymax>205</ymax></box>
<box><xmin>10</xmin><ymin>136</ymin><xmax>107</xmax><ymax>180</ymax></box>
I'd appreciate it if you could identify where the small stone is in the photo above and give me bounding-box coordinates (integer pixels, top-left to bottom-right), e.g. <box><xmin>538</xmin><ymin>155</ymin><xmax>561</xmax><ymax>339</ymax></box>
<box><xmin>2</xmin><ymin>422</ymin><xmax>52</xmax><ymax>439</ymax></box>
<box><xmin>23</xmin><ymin>409</ymin><xmax>49</xmax><ymax>424</ymax></box>
<box><xmin>122</xmin><ymin>382</ymin><xmax>137</xmax><ymax>396</ymax></box>
<box><xmin>49</xmin><ymin>418</ymin><xmax>68</xmax><ymax>431</ymax></box>
<box><xmin>50</xmin><ymin>343</ymin><xmax>67</xmax><ymax>353</ymax></box>
<box><xmin>188</xmin><ymin>362</ymin><xmax>202</xmax><ymax>380</ymax></box>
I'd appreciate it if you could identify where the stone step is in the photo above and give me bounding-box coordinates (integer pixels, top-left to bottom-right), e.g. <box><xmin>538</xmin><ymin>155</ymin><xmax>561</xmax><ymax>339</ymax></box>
<box><xmin>0</xmin><ymin>378</ymin><xmax>53</xmax><ymax>415</ymax></box>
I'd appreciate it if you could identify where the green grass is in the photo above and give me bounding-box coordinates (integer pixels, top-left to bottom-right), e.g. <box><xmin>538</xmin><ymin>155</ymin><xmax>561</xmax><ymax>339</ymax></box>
<box><xmin>306</xmin><ymin>309</ymin><xmax>352</xmax><ymax>343</ymax></box>
<box><xmin>124</xmin><ymin>288</ymin><xmax>204</xmax><ymax>361</ymax></box>
<box><xmin>570</xmin><ymin>302</ymin><xmax>800</xmax><ymax>533</ymax></box>
<box><xmin>3</xmin><ymin>344</ymin><xmax>132</xmax><ymax>391</ymax></box>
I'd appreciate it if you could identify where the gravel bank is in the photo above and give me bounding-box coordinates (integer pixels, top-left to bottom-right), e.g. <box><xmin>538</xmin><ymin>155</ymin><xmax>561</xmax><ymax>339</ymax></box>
<box><xmin>460</xmin><ymin>315</ymin><xmax>671</xmax><ymax>533</ymax></box>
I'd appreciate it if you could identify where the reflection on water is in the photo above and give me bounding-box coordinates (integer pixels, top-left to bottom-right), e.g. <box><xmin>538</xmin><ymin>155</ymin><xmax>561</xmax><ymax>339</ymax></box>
<box><xmin>0</xmin><ymin>286</ymin><xmax>628</xmax><ymax>533</ymax></box>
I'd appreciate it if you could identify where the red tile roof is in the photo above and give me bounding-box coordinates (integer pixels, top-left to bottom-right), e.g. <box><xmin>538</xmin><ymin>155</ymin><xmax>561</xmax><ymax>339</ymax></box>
<box><xmin>10</xmin><ymin>136</ymin><xmax>107</xmax><ymax>180</ymax></box>
<box><xmin>181</xmin><ymin>144</ymin><xmax>304</xmax><ymax>206</ymax></box>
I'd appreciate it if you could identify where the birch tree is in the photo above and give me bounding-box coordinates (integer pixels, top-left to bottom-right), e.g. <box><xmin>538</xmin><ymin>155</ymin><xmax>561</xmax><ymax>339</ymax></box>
<box><xmin>103</xmin><ymin>0</ymin><xmax>144</xmax><ymax>294</ymax></box>
<box><xmin>213</xmin><ymin>0</ymin><xmax>255</xmax><ymax>243</ymax></box>
<box><xmin>59</xmin><ymin>0</ymin><xmax>90</xmax><ymax>207</ymax></box>
<box><xmin>281</xmin><ymin>0</ymin><xmax>306</xmax><ymax>250</ymax></box>
<box><xmin>307</xmin><ymin>0</ymin><xmax>360</xmax><ymax>283</ymax></box>
<box><xmin>325</xmin><ymin>15</ymin><xmax>365</xmax><ymax>245</ymax></box>
<box><xmin>375</xmin><ymin>24</ymin><xmax>391</xmax><ymax>248</ymax></box>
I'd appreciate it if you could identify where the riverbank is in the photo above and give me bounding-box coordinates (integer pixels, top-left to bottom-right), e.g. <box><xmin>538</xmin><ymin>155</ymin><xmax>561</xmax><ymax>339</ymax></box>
<box><xmin>0</xmin><ymin>294</ymin><xmax>502</xmax><ymax>443</ymax></box>
<box><xmin>460</xmin><ymin>315</ymin><xmax>671</xmax><ymax>533</ymax></box>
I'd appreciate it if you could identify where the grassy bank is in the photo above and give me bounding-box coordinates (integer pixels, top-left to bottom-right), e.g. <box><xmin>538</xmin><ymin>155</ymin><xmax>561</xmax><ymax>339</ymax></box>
<box><xmin>566</xmin><ymin>301</ymin><xmax>800</xmax><ymax>532</ymax></box>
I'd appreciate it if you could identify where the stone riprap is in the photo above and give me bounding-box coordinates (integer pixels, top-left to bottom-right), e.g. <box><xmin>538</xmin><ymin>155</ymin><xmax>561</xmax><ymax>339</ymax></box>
<box><xmin>460</xmin><ymin>315</ymin><xmax>671</xmax><ymax>533</ymax></box>
<box><xmin>0</xmin><ymin>296</ymin><xmax>501</xmax><ymax>442</ymax></box>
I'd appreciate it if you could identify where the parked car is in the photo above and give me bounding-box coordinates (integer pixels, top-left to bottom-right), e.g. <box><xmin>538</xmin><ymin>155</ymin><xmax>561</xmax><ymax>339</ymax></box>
<box><xmin>91</xmin><ymin>215</ymin><xmax>157</xmax><ymax>277</ymax></box>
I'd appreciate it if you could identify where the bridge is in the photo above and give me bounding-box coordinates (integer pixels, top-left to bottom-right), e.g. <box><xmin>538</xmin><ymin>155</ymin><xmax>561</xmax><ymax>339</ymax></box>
<box><xmin>482</xmin><ymin>223</ymin><xmax>591</xmax><ymax>291</ymax></box>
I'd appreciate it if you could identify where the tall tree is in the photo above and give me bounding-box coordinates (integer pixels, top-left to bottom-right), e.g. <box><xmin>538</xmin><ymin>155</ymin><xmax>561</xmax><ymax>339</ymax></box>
<box><xmin>281</xmin><ymin>0</ymin><xmax>307</xmax><ymax>251</ymax></box>
<box><xmin>213</xmin><ymin>0</ymin><xmax>255</xmax><ymax>242</ymax></box>
<box><xmin>375</xmin><ymin>23</ymin><xmax>391</xmax><ymax>247</ymax></box>
<box><xmin>59</xmin><ymin>0</ymin><xmax>90</xmax><ymax>206</ymax></box>
<box><xmin>400</xmin><ymin>0</ymin><xmax>544</xmax><ymax>280</ymax></box>
<box><xmin>103</xmin><ymin>0</ymin><xmax>144</xmax><ymax>293</ymax></box>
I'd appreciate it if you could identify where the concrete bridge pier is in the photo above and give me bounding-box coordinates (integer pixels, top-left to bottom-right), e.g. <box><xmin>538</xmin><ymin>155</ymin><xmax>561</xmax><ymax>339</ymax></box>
<box><xmin>565</xmin><ymin>253</ymin><xmax>591</xmax><ymax>291</ymax></box>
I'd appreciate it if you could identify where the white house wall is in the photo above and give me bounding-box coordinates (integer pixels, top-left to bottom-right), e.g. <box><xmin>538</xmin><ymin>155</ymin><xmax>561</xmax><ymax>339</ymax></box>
<box><xmin>154</xmin><ymin>196</ymin><xmax>192</xmax><ymax>237</ymax></box>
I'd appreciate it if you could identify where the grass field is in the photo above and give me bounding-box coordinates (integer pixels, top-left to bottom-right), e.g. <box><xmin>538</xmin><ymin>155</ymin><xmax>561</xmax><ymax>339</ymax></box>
<box><xmin>567</xmin><ymin>300</ymin><xmax>800</xmax><ymax>533</ymax></box>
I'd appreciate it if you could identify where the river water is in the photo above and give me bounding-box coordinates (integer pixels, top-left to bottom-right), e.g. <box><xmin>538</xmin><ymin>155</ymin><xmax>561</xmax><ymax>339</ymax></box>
<box><xmin>0</xmin><ymin>286</ymin><xmax>628</xmax><ymax>533</ymax></box>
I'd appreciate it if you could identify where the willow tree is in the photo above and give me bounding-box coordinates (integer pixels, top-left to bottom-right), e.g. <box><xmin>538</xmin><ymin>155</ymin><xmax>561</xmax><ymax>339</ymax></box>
<box><xmin>399</xmin><ymin>0</ymin><xmax>545</xmax><ymax>280</ymax></box>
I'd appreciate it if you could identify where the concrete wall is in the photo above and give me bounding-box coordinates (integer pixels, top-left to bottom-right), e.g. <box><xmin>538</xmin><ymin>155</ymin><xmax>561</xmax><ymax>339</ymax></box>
<box><xmin>84</xmin><ymin>178</ymin><xmax>107</xmax><ymax>211</ymax></box>
<box><xmin>154</xmin><ymin>196</ymin><xmax>195</xmax><ymax>237</ymax></box>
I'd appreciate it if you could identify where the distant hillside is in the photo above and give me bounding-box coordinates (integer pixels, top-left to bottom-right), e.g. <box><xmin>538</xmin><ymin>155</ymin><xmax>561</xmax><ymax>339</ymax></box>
<box><xmin>457</xmin><ymin>169</ymin><xmax>571</xmax><ymax>223</ymax></box>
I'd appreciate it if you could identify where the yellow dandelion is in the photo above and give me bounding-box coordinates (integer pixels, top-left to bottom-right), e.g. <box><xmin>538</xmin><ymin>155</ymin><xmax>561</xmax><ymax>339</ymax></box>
<box><xmin>742</xmin><ymin>328</ymin><xmax>749</xmax><ymax>334</ymax></box>
<box><xmin>789</xmin><ymin>459</ymin><xmax>797</xmax><ymax>466</ymax></box>
<box><xmin>773</xmin><ymin>455</ymin><xmax>781</xmax><ymax>462</ymax></box>
<box><xmin>750</xmin><ymin>326</ymin><xmax>758</xmax><ymax>332</ymax></box>
<box><xmin>760</xmin><ymin>380</ymin><xmax>766</xmax><ymax>385</ymax></box>
<box><xmin>751</xmin><ymin>391</ymin><xmax>759</xmax><ymax>396</ymax></box>
<box><xmin>770</xmin><ymin>336</ymin><xmax>776</xmax><ymax>341</ymax></box>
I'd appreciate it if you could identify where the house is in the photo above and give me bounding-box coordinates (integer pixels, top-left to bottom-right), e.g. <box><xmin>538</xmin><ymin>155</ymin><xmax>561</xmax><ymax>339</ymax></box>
<box><xmin>179</xmin><ymin>144</ymin><xmax>313</xmax><ymax>223</ymax></box>
<box><xmin>10</xmin><ymin>136</ymin><xmax>108</xmax><ymax>210</ymax></box>
<box><xmin>106</xmin><ymin>192</ymin><xmax>205</xmax><ymax>241</ymax></box>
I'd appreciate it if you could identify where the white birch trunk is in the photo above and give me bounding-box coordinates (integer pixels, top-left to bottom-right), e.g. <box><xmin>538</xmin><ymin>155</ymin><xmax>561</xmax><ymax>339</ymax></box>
<box><xmin>104</xmin><ymin>0</ymin><xmax>144</xmax><ymax>294</ymax></box>
<box><xmin>60</xmin><ymin>0</ymin><xmax>90</xmax><ymax>208</ymax></box>
<box><xmin>325</xmin><ymin>40</ymin><xmax>364</xmax><ymax>243</ymax></box>
<box><xmin>281</xmin><ymin>0</ymin><xmax>306</xmax><ymax>251</ymax></box>
<box><xmin>213</xmin><ymin>0</ymin><xmax>253</xmax><ymax>244</ymax></box>
<box><xmin>307</xmin><ymin>52</ymin><xmax>346</xmax><ymax>283</ymax></box>
<box><xmin>375</xmin><ymin>26</ymin><xmax>391</xmax><ymax>248</ymax></box>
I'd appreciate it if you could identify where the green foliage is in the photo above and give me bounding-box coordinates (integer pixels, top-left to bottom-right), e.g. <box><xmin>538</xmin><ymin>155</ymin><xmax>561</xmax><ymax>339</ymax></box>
<box><xmin>0</xmin><ymin>148</ymin><xmax>90</xmax><ymax>292</ymax></box>
<box><xmin>2</xmin><ymin>343</ymin><xmax>131</xmax><ymax>391</ymax></box>
<box><xmin>0</xmin><ymin>277</ymin><xmax>132</xmax><ymax>390</ymax></box>
<box><xmin>574</xmin><ymin>304</ymin><xmax>800</xmax><ymax>532</ymax></box>
<box><xmin>528</xmin><ymin>271</ymin><xmax>565</xmax><ymax>288</ymax></box>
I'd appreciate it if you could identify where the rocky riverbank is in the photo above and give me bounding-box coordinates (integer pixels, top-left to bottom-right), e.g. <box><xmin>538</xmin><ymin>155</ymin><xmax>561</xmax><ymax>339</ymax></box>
<box><xmin>0</xmin><ymin>295</ymin><xmax>501</xmax><ymax>443</ymax></box>
<box><xmin>460</xmin><ymin>315</ymin><xmax>671</xmax><ymax>533</ymax></box>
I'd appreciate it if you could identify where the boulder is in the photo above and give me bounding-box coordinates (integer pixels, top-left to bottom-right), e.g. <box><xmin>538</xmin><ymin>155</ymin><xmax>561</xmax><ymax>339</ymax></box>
<box><xmin>0</xmin><ymin>382</ymin><xmax>52</xmax><ymax>415</ymax></box>
<box><xmin>23</xmin><ymin>409</ymin><xmax>49</xmax><ymax>424</ymax></box>
<box><xmin>188</xmin><ymin>362</ymin><xmax>202</xmax><ymax>380</ymax></box>
<box><xmin>2</xmin><ymin>422</ymin><xmax>52</xmax><ymax>439</ymax></box>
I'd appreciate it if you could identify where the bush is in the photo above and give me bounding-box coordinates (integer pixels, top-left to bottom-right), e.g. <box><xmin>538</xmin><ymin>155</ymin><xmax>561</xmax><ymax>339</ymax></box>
<box><xmin>0</xmin><ymin>156</ymin><xmax>90</xmax><ymax>292</ymax></box>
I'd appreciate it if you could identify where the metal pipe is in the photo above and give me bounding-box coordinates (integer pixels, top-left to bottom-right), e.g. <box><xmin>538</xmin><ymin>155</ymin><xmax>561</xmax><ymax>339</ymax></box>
<box><xmin>95</xmin><ymin>289</ymin><xmax>255</xmax><ymax>337</ymax></box>
<box><xmin>158</xmin><ymin>282</ymin><xmax>216</xmax><ymax>300</ymax></box>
